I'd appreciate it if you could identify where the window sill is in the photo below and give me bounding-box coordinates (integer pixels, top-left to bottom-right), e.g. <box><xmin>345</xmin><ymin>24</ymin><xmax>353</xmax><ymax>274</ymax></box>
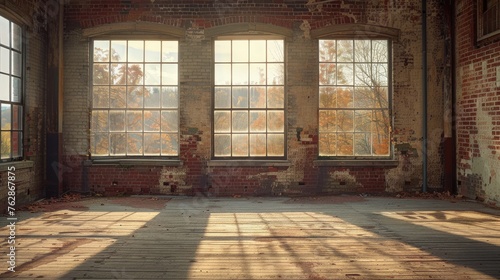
<box><xmin>84</xmin><ymin>159</ymin><xmax>183</xmax><ymax>167</ymax></box>
<box><xmin>313</xmin><ymin>159</ymin><xmax>399</xmax><ymax>167</ymax></box>
<box><xmin>207</xmin><ymin>160</ymin><xmax>291</xmax><ymax>167</ymax></box>
<box><xmin>0</xmin><ymin>160</ymin><xmax>34</xmax><ymax>171</ymax></box>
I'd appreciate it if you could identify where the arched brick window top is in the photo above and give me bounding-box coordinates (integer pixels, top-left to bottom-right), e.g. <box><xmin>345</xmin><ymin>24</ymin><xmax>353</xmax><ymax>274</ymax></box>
<box><xmin>311</xmin><ymin>24</ymin><xmax>400</xmax><ymax>41</ymax></box>
<box><xmin>82</xmin><ymin>22</ymin><xmax>185</xmax><ymax>39</ymax></box>
<box><xmin>205</xmin><ymin>23</ymin><xmax>293</xmax><ymax>39</ymax></box>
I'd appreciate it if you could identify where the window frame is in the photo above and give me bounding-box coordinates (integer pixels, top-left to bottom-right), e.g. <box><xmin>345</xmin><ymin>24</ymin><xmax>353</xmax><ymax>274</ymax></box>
<box><xmin>317</xmin><ymin>38</ymin><xmax>393</xmax><ymax>160</ymax></box>
<box><xmin>89</xmin><ymin>38</ymin><xmax>180</xmax><ymax>159</ymax></box>
<box><xmin>211</xmin><ymin>36</ymin><xmax>287</xmax><ymax>160</ymax></box>
<box><xmin>0</xmin><ymin>13</ymin><xmax>24</xmax><ymax>163</ymax></box>
<box><xmin>477</xmin><ymin>0</ymin><xmax>500</xmax><ymax>44</ymax></box>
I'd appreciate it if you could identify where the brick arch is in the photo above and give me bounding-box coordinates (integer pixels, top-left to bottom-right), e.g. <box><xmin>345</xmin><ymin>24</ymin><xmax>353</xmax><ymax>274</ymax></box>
<box><xmin>311</xmin><ymin>23</ymin><xmax>400</xmax><ymax>41</ymax></box>
<box><xmin>82</xmin><ymin>21</ymin><xmax>185</xmax><ymax>38</ymax></box>
<box><xmin>204</xmin><ymin>21</ymin><xmax>293</xmax><ymax>38</ymax></box>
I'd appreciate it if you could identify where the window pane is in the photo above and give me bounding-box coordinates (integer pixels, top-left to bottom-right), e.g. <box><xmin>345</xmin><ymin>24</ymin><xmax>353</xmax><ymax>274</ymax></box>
<box><xmin>250</xmin><ymin>134</ymin><xmax>266</xmax><ymax>156</ymax></box>
<box><xmin>267</xmin><ymin>63</ymin><xmax>284</xmax><ymax>85</ymax></box>
<box><xmin>162</xmin><ymin>64</ymin><xmax>178</xmax><ymax>85</ymax></box>
<box><xmin>1</xmin><ymin>131</ymin><xmax>11</xmax><ymax>159</ymax></box>
<box><xmin>232</xmin><ymin>63</ymin><xmax>248</xmax><ymax>85</ymax></box>
<box><xmin>111</xmin><ymin>40</ymin><xmax>127</xmax><ymax>62</ymax></box>
<box><xmin>337</xmin><ymin>110</ymin><xmax>354</xmax><ymax>132</ymax></box>
<box><xmin>93</xmin><ymin>64</ymin><xmax>109</xmax><ymax>85</ymax></box>
<box><xmin>232</xmin><ymin>87</ymin><xmax>248</xmax><ymax>108</ymax></box>
<box><xmin>319</xmin><ymin>40</ymin><xmax>336</xmax><ymax>62</ymax></box>
<box><xmin>93</xmin><ymin>41</ymin><xmax>109</xmax><ymax>62</ymax></box>
<box><xmin>267</xmin><ymin>86</ymin><xmax>284</xmax><ymax>108</ymax></box>
<box><xmin>161</xmin><ymin>133</ymin><xmax>179</xmax><ymax>156</ymax></box>
<box><xmin>214</xmin><ymin>134</ymin><xmax>231</xmax><ymax>156</ymax></box>
<box><xmin>0</xmin><ymin>17</ymin><xmax>9</xmax><ymax>47</ymax></box>
<box><xmin>11</xmin><ymin>105</ymin><xmax>21</xmax><ymax>130</ymax></box>
<box><xmin>337</xmin><ymin>87</ymin><xmax>353</xmax><ymax>108</ymax></box>
<box><xmin>215</xmin><ymin>41</ymin><xmax>231</xmax><ymax>62</ymax></box>
<box><xmin>319</xmin><ymin>110</ymin><xmax>336</xmax><ymax>132</ymax></box>
<box><xmin>249</xmin><ymin>87</ymin><xmax>266</xmax><ymax>108</ymax></box>
<box><xmin>159</xmin><ymin>86</ymin><xmax>177</xmax><ymax>108</ymax></box>
<box><xmin>267</xmin><ymin>134</ymin><xmax>284</xmax><ymax>156</ymax></box>
<box><xmin>232</xmin><ymin>40</ymin><xmax>248</xmax><ymax>62</ymax></box>
<box><xmin>92</xmin><ymin>133</ymin><xmax>109</xmax><ymax>156</ymax></box>
<box><xmin>11</xmin><ymin>131</ymin><xmax>21</xmax><ymax>158</ymax></box>
<box><xmin>11</xmin><ymin>77</ymin><xmax>21</xmax><ymax>102</ymax></box>
<box><xmin>354</xmin><ymin>133</ymin><xmax>371</xmax><ymax>155</ymax></box>
<box><xmin>319</xmin><ymin>63</ymin><xmax>335</xmax><ymax>85</ymax></box>
<box><xmin>162</xmin><ymin>41</ymin><xmax>178</xmax><ymax>62</ymax></box>
<box><xmin>354</xmin><ymin>40</ymin><xmax>371</xmax><ymax>62</ymax></box>
<box><xmin>93</xmin><ymin>86</ymin><xmax>109</xmax><ymax>108</ymax></box>
<box><xmin>354</xmin><ymin>87</ymin><xmax>374</xmax><ymax>108</ymax></box>
<box><xmin>110</xmin><ymin>86</ymin><xmax>126</xmax><ymax>108</ymax></box>
<box><xmin>144</xmin><ymin>110</ymin><xmax>160</xmax><ymax>132</ymax></box>
<box><xmin>372</xmin><ymin>40</ymin><xmax>388</xmax><ymax>62</ymax></box>
<box><xmin>267</xmin><ymin>111</ymin><xmax>284</xmax><ymax>132</ymax></box>
<box><xmin>161</xmin><ymin>110</ymin><xmax>178</xmax><ymax>132</ymax></box>
<box><xmin>337</xmin><ymin>63</ymin><xmax>353</xmax><ymax>85</ymax></box>
<box><xmin>319</xmin><ymin>87</ymin><xmax>336</xmax><ymax>108</ymax></box>
<box><xmin>267</xmin><ymin>40</ymin><xmax>284</xmax><ymax>62</ymax></box>
<box><xmin>250</xmin><ymin>40</ymin><xmax>266</xmax><ymax>62</ymax></box>
<box><xmin>127</xmin><ymin>111</ymin><xmax>143</xmax><ymax>132</ymax></box>
<box><xmin>144</xmin><ymin>86</ymin><xmax>160</xmax><ymax>108</ymax></box>
<box><xmin>249</xmin><ymin>111</ymin><xmax>266</xmax><ymax>132</ymax></box>
<box><xmin>372</xmin><ymin>64</ymin><xmax>388</xmax><ymax>86</ymax></box>
<box><xmin>354</xmin><ymin>110</ymin><xmax>372</xmax><ymax>132</ymax></box>
<box><xmin>144</xmin><ymin>133</ymin><xmax>161</xmax><ymax>155</ymax></box>
<box><xmin>145</xmin><ymin>64</ymin><xmax>161</xmax><ymax>85</ymax></box>
<box><xmin>215</xmin><ymin>87</ymin><xmax>231</xmax><ymax>108</ymax></box>
<box><xmin>355</xmin><ymin>64</ymin><xmax>372</xmax><ymax>86</ymax></box>
<box><xmin>232</xmin><ymin>111</ymin><xmax>248</xmax><ymax>132</ymax></box>
<box><xmin>110</xmin><ymin>133</ymin><xmax>126</xmax><ymax>155</ymax></box>
<box><xmin>145</xmin><ymin>41</ymin><xmax>161</xmax><ymax>62</ymax></box>
<box><xmin>127</xmin><ymin>64</ymin><xmax>144</xmax><ymax>85</ymax></box>
<box><xmin>1</xmin><ymin>103</ymin><xmax>11</xmax><ymax>129</ymax></box>
<box><xmin>215</xmin><ymin>64</ymin><xmax>231</xmax><ymax>85</ymax></box>
<box><xmin>0</xmin><ymin>74</ymin><xmax>9</xmax><ymax>100</ymax></box>
<box><xmin>232</xmin><ymin>134</ymin><xmax>248</xmax><ymax>156</ymax></box>
<box><xmin>127</xmin><ymin>87</ymin><xmax>143</xmax><ymax>108</ymax></box>
<box><xmin>337</xmin><ymin>40</ymin><xmax>353</xmax><ymax>62</ymax></box>
<box><xmin>11</xmin><ymin>52</ymin><xmax>21</xmax><ymax>77</ymax></box>
<box><xmin>337</xmin><ymin>133</ymin><xmax>353</xmax><ymax>156</ymax></box>
<box><xmin>319</xmin><ymin>133</ymin><xmax>336</xmax><ymax>156</ymax></box>
<box><xmin>0</xmin><ymin>47</ymin><xmax>9</xmax><ymax>73</ymax></box>
<box><xmin>249</xmin><ymin>63</ymin><xmax>266</xmax><ymax>85</ymax></box>
<box><xmin>373</xmin><ymin>131</ymin><xmax>390</xmax><ymax>156</ymax></box>
<box><xmin>109</xmin><ymin>111</ymin><xmax>125</xmax><ymax>132</ymax></box>
<box><xmin>111</xmin><ymin>64</ymin><xmax>126</xmax><ymax>85</ymax></box>
<box><xmin>373</xmin><ymin>87</ymin><xmax>389</xmax><ymax>108</ymax></box>
<box><xmin>127</xmin><ymin>133</ymin><xmax>143</xmax><ymax>155</ymax></box>
<box><xmin>92</xmin><ymin>110</ymin><xmax>108</xmax><ymax>132</ymax></box>
<box><xmin>214</xmin><ymin>111</ymin><xmax>231</xmax><ymax>133</ymax></box>
<box><xmin>128</xmin><ymin>41</ymin><xmax>144</xmax><ymax>62</ymax></box>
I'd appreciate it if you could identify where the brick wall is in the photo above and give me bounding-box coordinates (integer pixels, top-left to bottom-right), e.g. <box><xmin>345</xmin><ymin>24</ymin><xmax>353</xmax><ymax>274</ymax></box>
<box><xmin>455</xmin><ymin>0</ymin><xmax>500</xmax><ymax>206</ymax></box>
<box><xmin>61</xmin><ymin>0</ymin><xmax>447</xmax><ymax>197</ymax></box>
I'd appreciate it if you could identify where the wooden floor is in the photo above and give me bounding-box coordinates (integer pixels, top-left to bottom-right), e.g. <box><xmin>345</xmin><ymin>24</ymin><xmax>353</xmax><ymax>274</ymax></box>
<box><xmin>1</xmin><ymin>195</ymin><xmax>500</xmax><ymax>280</ymax></box>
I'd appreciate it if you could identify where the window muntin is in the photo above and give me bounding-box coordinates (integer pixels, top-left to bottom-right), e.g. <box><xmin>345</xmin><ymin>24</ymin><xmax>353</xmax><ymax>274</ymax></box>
<box><xmin>318</xmin><ymin>39</ymin><xmax>391</xmax><ymax>157</ymax></box>
<box><xmin>0</xmin><ymin>15</ymin><xmax>23</xmax><ymax>161</ymax></box>
<box><xmin>91</xmin><ymin>40</ymin><xmax>179</xmax><ymax>157</ymax></box>
<box><xmin>213</xmin><ymin>39</ymin><xmax>285</xmax><ymax>158</ymax></box>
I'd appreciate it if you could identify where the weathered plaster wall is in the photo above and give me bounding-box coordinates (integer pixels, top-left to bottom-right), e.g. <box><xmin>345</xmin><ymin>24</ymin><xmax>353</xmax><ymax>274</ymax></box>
<box><xmin>455</xmin><ymin>0</ymin><xmax>500</xmax><ymax>206</ymax></box>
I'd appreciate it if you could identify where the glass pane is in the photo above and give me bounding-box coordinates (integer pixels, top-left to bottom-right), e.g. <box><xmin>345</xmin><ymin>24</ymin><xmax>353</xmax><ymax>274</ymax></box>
<box><xmin>372</xmin><ymin>40</ymin><xmax>388</xmax><ymax>63</ymax></box>
<box><xmin>319</xmin><ymin>133</ymin><xmax>336</xmax><ymax>156</ymax></box>
<box><xmin>373</xmin><ymin>87</ymin><xmax>388</xmax><ymax>108</ymax></box>
<box><xmin>144</xmin><ymin>133</ymin><xmax>161</xmax><ymax>155</ymax></box>
<box><xmin>232</xmin><ymin>87</ymin><xmax>248</xmax><ymax>108</ymax></box>
<box><xmin>0</xmin><ymin>74</ymin><xmax>9</xmax><ymax>100</ymax></box>
<box><xmin>11</xmin><ymin>77</ymin><xmax>21</xmax><ymax>102</ymax></box>
<box><xmin>337</xmin><ymin>63</ymin><xmax>353</xmax><ymax>85</ymax></box>
<box><xmin>215</xmin><ymin>87</ymin><xmax>231</xmax><ymax>108</ymax></box>
<box><xmin>161</xmin><ymin>87</ymin><xmax>178</xmax><ymax>108</ymax></box>
<box><xmin>162</xmin><ymin>64</ymin><xmax>178</xmax><ymax>85</ymax></box>
<box><xmin>372</xmin><ymin>110</ymin><xmax>390</xmax><ymax>134</ymax></box>
<box><xmin>355</xmin><ymin>64</ymin><xmax>372</xmax><ymax>86</ymax></box>
<box><xmin>111</xmin><ymin>40</ymin><xmax>127</xmax><ymax>62</ymax></box>
<box><xmin>161</xmin><ymin>133</ymin><xmax>179</xmax><ymax>156</ymax></box>
<box><xmin>1</xmin><ymin>103</ymin><xmax>11</xmax><ymax>129</ymax></box>
<box><xmin>319</xmin><ymin>110</ymin><xmax>336</xmax><ymax>132</ymax></box>
<box><xmin>215</xmin><ymin>64</ymin><xmax>231</xmax><ymax>85</ymax></box>
<box><xmin>250</xmin><ymin>134</ymin><xmax>266</xmax><ymax>156</ymax></box>
<box><xmin>232</xmin><ymin>63</ymin><xmax>248</xmax><ymax>85</ymax></box>
<box><xmin>354</xmin><ymin>110</ymin><xmax>372</xmax><ymax>132</ymax></box>
<box><xmin>232</xmin><ymin>40</ymin><xmax>248</xmax><ymax>62</ymax></box>
<box><xmin>214</xmin><ymin>134</ymin><xmax>231</xmax><ymax>156</ymax></box>
<box><xmin>127</xmin><ymin>64</ymin><xmax>143</xmax><ymax>85</ymax></box>
<box><xmin>354</xmin><ymin>40</ymin><xmax>371</xmax><ymax>62</ymax></box>
<box><xmin>267</xmin><ymin>63</ymin><xmax>284</xmax><ymax>85</ymax></box>
<box><xmin>109</xmin><ymin>111</ymin><xmax>125</xmax><ymax>132</ymax></box>
<box><xmin>319</xmin><ymin>87</ymin><xmax>336</xmax><ymax>108</ymax></box>
<box><xmin>127</xmin><ymin>87</ymin><xmax>143</xmax><ymax>108</ymax></box>
<box><xmin>337</xmin><ymin>40</ymin><xmax>353</xmax><ymax>62</ymax></box>
<box><xmin>319</xmin><ymin>63</ymin><xmax>335</xmax><ymax>85</ymax></box>
<box><xmin>214</xmin><ymin>111</ymin><xmax>230</xmax><ymax>132</ymax></box>
<box><xmin>1</xmin><ymin>131</ymin><xmax>11</xmax><ymax>159</ymax></box>
<box><xmin>161</xmin><ymin>110</ymin><xmax>178</xmax><ymax>132</ymax></box>
<box><xmin>319</xmin><ymin>40</ymin><xmax>336</xmax><ymax>62</ymax></box>
<box><xmin>232</xmin><ymin>111</ymin><xmax>248</xmax><ymax>132</ymax></box>
<box><xmin>93</xmin><ymin>86</ymin><xmax>109</xmax><ymax>108</ymax></box>
<box><xmin>267</xmin><ymin>86</ymin><xmax>284</xmax><ymax>108</ymax></box>
<box><xmin>11</xmin><ymin>131</ymin><xmax>21</xmax><ymax>158</ymax></box>
<box><xmin>110</xmin><ymin>133</ymin><xmax>126</xmax><ymax>155</ymax></box>
<box><xmin>127</xmin><ymin>133</ymin><xmax>143</xmax><ymax>155</ymax></box>
<box><xmin>0</xmin><ymin>47</ymin><xmax>9</xmax><ymax>73</ymax></box>
<box><xmin>145</xmin><ymin>64</ymin><xmax>161</xmax><ymax>85</ymax></box>
<box><xmin>373</xmin><ymin>131</ymin><xmax>390</xmax><ymax>156</ymax></box>
<box><xmin>337</xmin><ymin>87</ymin><xmax>353</xmax><ymax>108</ymax></box>
<box><xmin>92</xmin><ymin>110</ymin><xmax>108</xmax><ymax>132</ymax></box>
<box><xmin>249</xmin><ymin>86</ymin><xmax>266</xmax><ymax>108</ymax></box>
<box><xmin>249</xmin><ymin>111</ymin><xmax>266</xmax><ymax>132</ymax></box>
<box><xmin>110</xmin><ymin>64</ymin><xmax>126</xmax><ymax>85</ymax></box>
<box><xmin>267</xmin><ymin>111</ymin><xmax>284</xmax><ymax>132</ymax></box>
<box><xmin>145</xmin><ymin>41</ymin><xmax>161</xmax><ymax>62</ymax></box>
<box><xmin>144</xmin><ymin>86</ymin><xmax>160</xmax><ymax>108</ymax></box>
<box><xmin>373</xmin><ymin>63</ymin><xmax>388</xmax><ymax>86</ymax></box>
<box><xmin>337</xmin><ymin>133</ymin><xmax>353</xmax><ymax>156</ymax></box>
<box><xmin>127</xmin><ymin>111</ymin><xmax>143</xmax><ymax>132</ymax></box>
<box><xmin>250</xmin><ymin>40</ymin><xmax>266</xmax><ymax>62</ymax></box>
<box><xmin>144</xmin><ymin>110</ymin><xmax>160</xmax><ymax>132</ymax></box>
<box><xmin>110</xmin><ymin>86</ymin><xmax>126</xmax><ymax>108</ymax></box>
<box><xmin>214</xmin><ymin>41</ymin><xmax>231</xmax><ymax>62</ymax></box>
<box><xmin>232</xmin><ymin>134</ymin><xmax>248</xmax><ymax>156</ymax></box>
<box><xmin>11</xmin><ymin>105</ymin><xmax>21</xmax><ymax>130</ymax></box>
<box><xmin>0</xmin><ymin>17</ymin><xmax>9</xmax><ymax>47</ymax></box>
<box><xmin>162</xmin><ymin>41</ymin><xmax>178</xmax><ymax>62</ymax></box>
<box><xmin>267</xmin><ymin>40</ymin><xmax>284</xmax><ymax>62</ymax></box>
<box><xmin>354</xmin><ymin>87</ymin><xmax>374</xmax><ymax>108</ymax></box>
<box><xmin>92</xmin><ymin>133</ymin><xmax>109</xmax><ymax>156</ymax></box>
<box><xmin>354</xmin><ymin>133</ymin><xmax>371</xmax><ymax>155</ymax></box>
<box><xmin>93</xmin><ymin>40</ymin><xmax>109</xmax><ymax>62</ymax></box>
<box><xmin>267</xmin><ymin>134</ymin><xmax>284</xmax><ymax>156</ymax></box>
<box><xmin>93</xmin><ymin>64</ymin><xmax>109</xmax><ymax>85</ymax></box>
<box><xmin>128</xmin><ymin>41</ymin><xmax>144</xmax><ymax>62</ymax></box>
<box><xmin>249</xmin><ymin>63</ymin><xmax>266</xmax><ymax>85</ymax></box>
<box><xmin>337</xmin><ymin>110</ymin><xmax>354</xmax><ymax>132</ymax></box>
